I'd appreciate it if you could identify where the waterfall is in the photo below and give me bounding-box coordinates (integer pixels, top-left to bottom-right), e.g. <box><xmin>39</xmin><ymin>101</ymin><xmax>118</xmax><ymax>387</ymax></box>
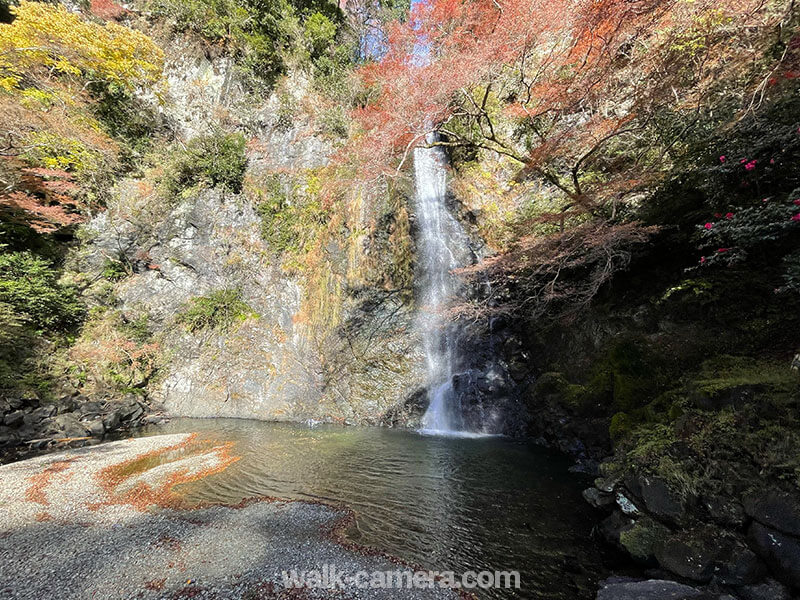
<box><xmin>413</xmin><ymin>136</ymin><xmax>472</xmax><ymax>434</ymax></box>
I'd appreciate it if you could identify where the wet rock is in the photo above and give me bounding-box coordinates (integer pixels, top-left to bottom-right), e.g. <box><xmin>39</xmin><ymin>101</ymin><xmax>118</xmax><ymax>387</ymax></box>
<box><xmin>616</xmin><ymin>491</ymin><xmax>640</xmax><ymax>515</ymax></box>
<box><xmin>654</xmin><ymin>530</ymin><xmax>717</xmax><ymax>582</ymax></box>
<box><xmin>7</xmin><ymin>398</ymin><xmax>24</xmax><ymax>411</ymax></box>
<box><xmin>743</xmin><ymin>489</ymin><xmax>800</xmax><ymax>537</ymax></box>
<box><xmin>584</xmin><ymin>487</ymin><xmax>616</xmax><ymax>510</ymax></box>
<box><xmin>595</xmin><ymin>577</ymin><xmax>703</xmax><ymax>599</ymax></box>
<box><xmin>639</xmin><ymin>476</ymin><xmax>686</xmax><ymax>524</ymax></box>
<box><xmin>736</xmin><ymin>577</ymin><xmax>792</xmax><ymax>600</ymax></box>
<box><xmin>747</xmin><ymin>521</ymin><xmax>800</xmax><ymax>589</ymax></box>
<box><xmin>0</xmin><ymin>398</ymin><xmax>10</xmax><ymax>415</ymax></box>
<box><xmin>142</xmin><ymin>414</ymin><xmax>167</xmax><ymax>425</ymax></box>
<box><xmin>3</xmin><ymin>410</ymin><xmax>24</xmax><ymax>428</ymax></box>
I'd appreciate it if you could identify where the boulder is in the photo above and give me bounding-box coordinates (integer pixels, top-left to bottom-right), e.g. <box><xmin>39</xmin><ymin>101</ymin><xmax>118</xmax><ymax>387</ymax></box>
<box><xmin>654</xmin><ymin>531</ymin><xmax>718</xmax><ymax>582</ymax></box>
<box><xmin>598</xmin><ymin>510</ymin><xmax>636</xmax><ymax>548</ymax></box>
<box><xmin>52</xmin><ymin>413</ymin><xmax>89</xmax><ymax>439</ymax></box>
<box><xmin>30</xmin><ymin>405</ymin><xmax>57</xmax><ymax>421</ymax></box>
<box><xmin>640</xmin><ymin>476</ymin><xmax>686</xmax><ymax>524</ymax></box>
<box><xmin>735</xmin><ymin>578</ymin><xmax>792</xmax><ymax>600</ymax></box>
<box><xmin>743</xmin><ymin>489</ymin><xmax>800</xmax><ymax>537</ymax></box>
<box><xmin>102</xmin><ymin>410</ymin><xmax>121</xmax><ymax>431</ymax></box>
<box><xmin>702</xmin><ymin>494</ymin><xmax>745</xmax><ymax>528</ymax></box>
<box><xmin>3</xmin><ymin>410</ymin><xmax>24</xmax><ymax>428</ymax></box>
<box><xmin>22</xmin><ymin>412</ymin><xmax>42</xmax><ymax>427</ymax></box>
<box><xmin>57</xmin><ymin>395</ymin><xmax>80</xmax><ymax>414</ymax></box>
<box><xmin>595</xmin><ymin>577</ymin><xmax>703</xmax><ymax>600</ymax></box>
<box><xmin>86</xmin><ymin>418</ymin><xmax>105</xmax><ymax>437</ymax></box>
<box><xmin>584</xmin><ymin>487</ymin><xmax>616</xmax><ymax>510</ymax></box>
<box><xmin>747</xmin><ymin>521</ymin><xmax>800</xmax><ymax>589</ymax></box>
<box><xmin>78</xmin><ymin>401</ymin><xmax>104</xmax><ymax>418</ymax></box>
<box><xmin>0</xmin><ymin>425</ymin><xmax>18</xmax><ymax>446</ymax></box>
<box><xmin>618</xmin><ymin>516</ymin><xmax>670</xmax><ymax>563</ymax></box>
<box><xmin>712</xmin><ymin>538</ymin><xmax>765</xmax><ymax>586</ymax></box>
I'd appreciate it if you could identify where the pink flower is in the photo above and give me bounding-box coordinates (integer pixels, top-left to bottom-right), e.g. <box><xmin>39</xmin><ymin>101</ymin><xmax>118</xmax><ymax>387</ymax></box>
<box><xmin>770</xmin><ymin>158</ymin><xmax>775</xmax><ymax>164</ymax></box>
<box><xmin>745</xmin><ymin>160</ymin><xmax>757</xmax><ymax>171</ymax></box>
<box><xmin>704</xmin><ymin>222</ymin><xmax>713</xmax><ymax>230</ymax></box>
<box><xmin>717</xmin><ymin>248</ymin><xmax>729</xmax><ymax>253</ymax></box>
<box><xmin>793</xmin><ymin>199</ymin><xmax>800</xmax><ymax>206</ymax></box>
<box><xmin>700</xmin><ymin>256</ymin><xmax>706</xmax><ymax>264</ymax></box>
<box><xmin>763</xmin><ymin>198</ymin><xmax>769</xmax><ymax>203</ymax></box>
<box><xmin>719</xmin><ymin>156</ymin><xmax>726</xmax><ymax>163</ymax></box>
<box><xmin>725</xmin><ymin>212</ymin><xmax>734</xmax><ymax>219</ymax></box>
<box><xmin>792</xmin><ymin>214</ymin><xmax>800</xmax><ymax>222</ymax></box>
<box><xmin>714</xmin><ymin>212</ymin><xmax>722</xmax><ymax>218</ymax></box>
<box><xmin>740</xmin><ymin>158</ymin><xmax>748</xmax><ymax>164</ymax></box>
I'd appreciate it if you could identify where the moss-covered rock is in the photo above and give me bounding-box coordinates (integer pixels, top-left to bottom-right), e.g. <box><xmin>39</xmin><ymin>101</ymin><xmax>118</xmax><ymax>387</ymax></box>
<box><xmin>619</xmin><ymin>516</ymin><xmax>670</xmax><ymax>563</ymax></box>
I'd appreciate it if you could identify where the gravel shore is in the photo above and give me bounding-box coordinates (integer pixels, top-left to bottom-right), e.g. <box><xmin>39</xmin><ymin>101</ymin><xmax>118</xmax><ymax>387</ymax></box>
<box><xmin>0</xmin><ymin>434</ymin><xmax>460</xmax><ymax>599</ymax></box>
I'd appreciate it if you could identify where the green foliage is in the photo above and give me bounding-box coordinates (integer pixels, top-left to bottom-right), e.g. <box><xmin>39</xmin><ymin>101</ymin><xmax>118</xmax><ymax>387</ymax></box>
<box><xmin>303</xmin><ymin>12</ymin><xmax>337</xmax><ymax>59</ymax></box>
<box><xmin>256</xmin><ymin>175</ymin><xmax>299</xmax><ymax>254</ymax></box>
<box><xmin>691</xmin><ymin>355</ymin><xmax>798</xmax><ymax>401</ymax></box>
<box><xmin>316</xmin><ymin>105</ymin><xmax>349</xmax><ymax>140</ymax></box>
<box><xmin>21</xmin><ymin>131</ymin><xmax>102</xmax><ymax>174</ymax></box>
<box><xmin>176</xmin><ymin>288</ymin><xmax>254</xmax><ymax>332</ymax></box>
<box><xmin>609</xmin><ymin>411</ymin><xmax>633</xmax><ymax>441</ymax></box>
<box><xmin>0</xmin><ymin>251</ymin><xmax>83</xmax><ymax>331</ymax></box>
<box><xmin>101</xmin><ymin>258</ymin><xmax>129</xmax><ymax>282</ymax></box>
<box><xmin>89</xmin><ymin>81</ymin><xmax>163</xmax><ymax>155</ymax></box>
<box><xmin>0</xmin><ymin>1</ymin><xmax>164</xmax><ymax>93</ymax></box>
<box><xmin>145</xmin><ymin>0</ymin><xmax>342</xmax><ymax>89</ymax></box>
<box><xmin>254</xmin><ymin>173</ymin><xmax>331</xmax><ymax>260</ymax></box>
<box><xmin>162</xmin><ymin>132</ymin><xmax>247</xmax><ymax>196</ymax></box>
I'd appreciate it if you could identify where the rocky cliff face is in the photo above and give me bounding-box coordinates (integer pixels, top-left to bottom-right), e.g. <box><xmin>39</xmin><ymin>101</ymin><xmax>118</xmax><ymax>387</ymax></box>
<box><xmin>73</xmin><ymin>33</ymin><xmax>426</xmax><ymax>424</ymax></box>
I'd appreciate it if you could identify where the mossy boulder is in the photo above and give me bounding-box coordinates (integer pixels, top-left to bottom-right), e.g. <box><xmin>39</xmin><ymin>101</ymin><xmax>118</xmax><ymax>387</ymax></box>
<box><xmin>619</xmin><ymin>516</ymin><xmax>670</xmax><ymax>563</ymax></box>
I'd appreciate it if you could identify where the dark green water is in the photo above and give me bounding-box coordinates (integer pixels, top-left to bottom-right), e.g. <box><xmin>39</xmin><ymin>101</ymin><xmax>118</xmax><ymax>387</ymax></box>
<box><xmin>134</xmin><ymin>419</ymin><xmax>607</xmax><ymax>599</ymax></box>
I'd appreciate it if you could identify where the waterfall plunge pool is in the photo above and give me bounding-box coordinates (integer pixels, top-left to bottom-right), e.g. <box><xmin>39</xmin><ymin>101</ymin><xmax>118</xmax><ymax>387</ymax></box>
<box><xmin>130</xmin><ymin>418</ymin><xmax>610</xmax><ymax>599</ymax></box>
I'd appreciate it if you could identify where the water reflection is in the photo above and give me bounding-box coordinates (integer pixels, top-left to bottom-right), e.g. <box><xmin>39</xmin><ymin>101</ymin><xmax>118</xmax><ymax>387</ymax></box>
<box><xmin>133</xmin><ymin>419</ymin><xmax>606</xmax><ymax>599</ymax></box>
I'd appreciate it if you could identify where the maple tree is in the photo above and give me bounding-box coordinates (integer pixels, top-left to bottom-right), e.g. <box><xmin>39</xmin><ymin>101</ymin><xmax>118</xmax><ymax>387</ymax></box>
<box><xmin>345</xmin><ymin>0</ymin><xmax>797</xmax><ymax>319</ymax></box>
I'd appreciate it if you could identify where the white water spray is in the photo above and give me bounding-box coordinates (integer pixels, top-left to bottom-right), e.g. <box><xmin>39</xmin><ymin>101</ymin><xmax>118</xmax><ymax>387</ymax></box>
<box><xmin>413</xmin><ymin>137</ymin><xmax>473</xmax><ymax>434</ymax></box>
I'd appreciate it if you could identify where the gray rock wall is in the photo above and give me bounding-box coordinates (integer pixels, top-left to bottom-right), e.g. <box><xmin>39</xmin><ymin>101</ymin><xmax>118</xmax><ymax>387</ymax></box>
<box><xmin>76</xmin><ymin>32</ymin><xmax>425</xmax><ymax>424</ymax></box>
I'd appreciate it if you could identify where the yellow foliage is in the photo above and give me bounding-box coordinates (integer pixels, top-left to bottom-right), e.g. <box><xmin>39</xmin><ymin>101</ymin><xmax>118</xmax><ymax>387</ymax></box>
<box><xmin>0</xmin><ymin>1</ymin><xmax>164</xmax><ymax>93</ymax></box>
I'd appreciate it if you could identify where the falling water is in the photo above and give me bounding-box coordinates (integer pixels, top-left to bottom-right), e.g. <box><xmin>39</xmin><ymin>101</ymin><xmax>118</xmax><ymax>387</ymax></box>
<box><xmin>413</xmin><ymin>136</ymin><xmax>472</xmax><ymax>434</ymax></box>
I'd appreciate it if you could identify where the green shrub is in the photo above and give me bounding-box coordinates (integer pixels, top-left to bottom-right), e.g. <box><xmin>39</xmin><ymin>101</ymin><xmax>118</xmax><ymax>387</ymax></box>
<box><xmin>145</xmin><ymin>0</ymin><xmax>342</xmax><ymax>89</ymax></box>
<box><xmin>176</xmin><ymin>288</ymin><xmax>254</xmax><ymax>332</ymax></box>
<box><xmin>21</xmin><ymin>131</ymin><xmax>103</xmax><ymax>174</ymax></box>
<box><xmin>609</xmin><ymin>411</ymin><xmax>633</xmax><ymax>442</ymax></box>
<box><xmin>303</xmin><ymin>12</ymin><xmax>336</xmax><ymax>59</ymax></box>
<box><xmin>162</xmin><ymin>132</ymin><xmax>247</xmax><ymax>196</ymax></box>
<box><xmin>101</xmin><ymin>258</ymin><xmax>129</xmax><ymax>282</ymax></box>
<box><xmin>254</xmin><ymin>173</ymin><xmax>330</xmax><ymax>259</ymax></box>
<box><xmin>0</xmin><ymin>251</ymin><xmax>84</xmax><ymax>331</ymax></box>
